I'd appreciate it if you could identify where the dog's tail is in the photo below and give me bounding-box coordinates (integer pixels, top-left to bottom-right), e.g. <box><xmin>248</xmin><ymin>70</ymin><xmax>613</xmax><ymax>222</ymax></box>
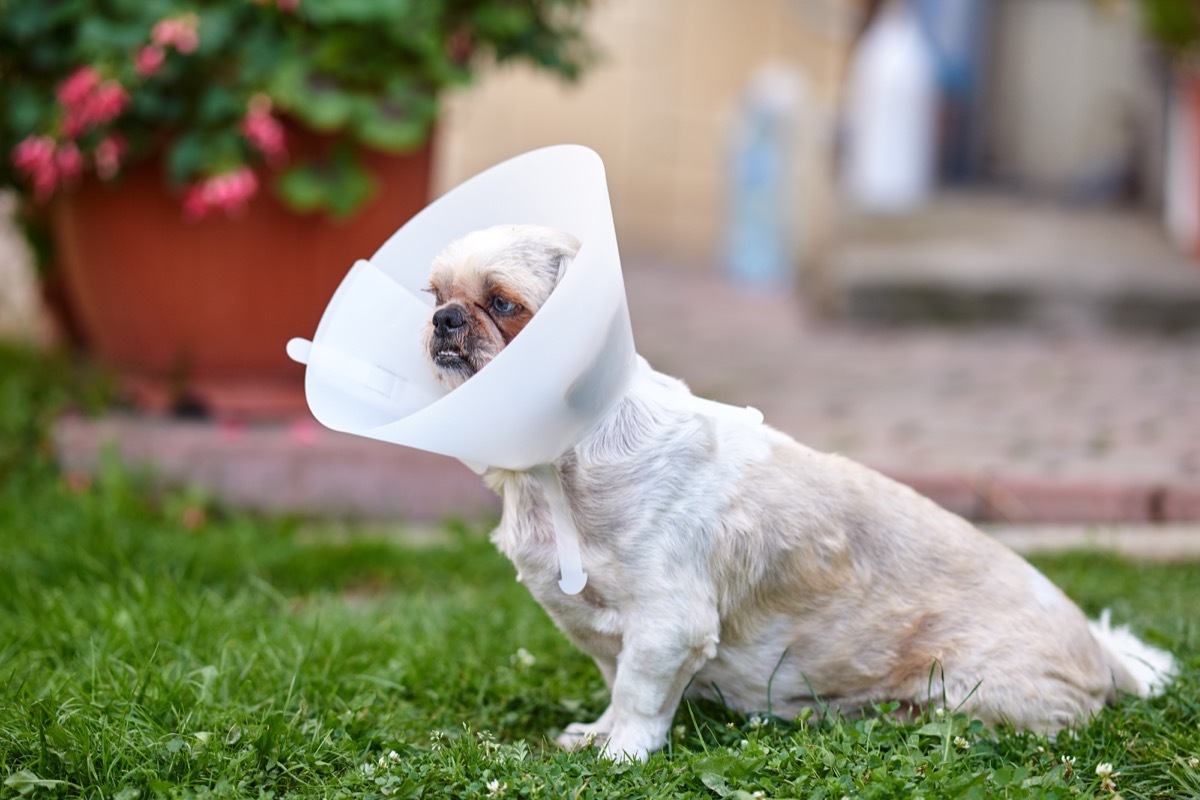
<box><xmin>1089</xmin><ymin>609</ymin><xmax>1177</xmax><ymax>697</ymax></box>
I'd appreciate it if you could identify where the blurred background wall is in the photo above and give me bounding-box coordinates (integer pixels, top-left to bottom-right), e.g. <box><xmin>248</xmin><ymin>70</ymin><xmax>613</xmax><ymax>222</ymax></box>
<box><xmin>431</xmin><ymin>0</ymin><xmax>1166</xmax><ymax>265</ymax></box>
<box><xmin>433</xmin><ymin>0</ymin><xmax>858</xmax><ymax>262</ymax></box>
<box><xmin>984</xmin><ymin>0</ymin><xmax>1159</xmax><ymax>202</ymax></box>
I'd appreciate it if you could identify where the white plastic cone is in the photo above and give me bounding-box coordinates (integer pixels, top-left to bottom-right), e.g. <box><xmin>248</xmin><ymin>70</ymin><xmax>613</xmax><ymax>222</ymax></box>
<box><xmin>287</xmin><ymin>145</ymin><xmax>637</xmax><ymax>472</ymax></box>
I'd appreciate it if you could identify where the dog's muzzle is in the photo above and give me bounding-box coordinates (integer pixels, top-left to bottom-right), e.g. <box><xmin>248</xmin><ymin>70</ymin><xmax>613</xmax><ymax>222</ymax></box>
<box><xmin>430</xmin><ymin>304</ymin><xmax>472</xmax><ymax>370</ymax></box>
<box><xmin>432</xmin><ymin>304</ymin><xmax>468</xmax><ymax>336</ymax></box>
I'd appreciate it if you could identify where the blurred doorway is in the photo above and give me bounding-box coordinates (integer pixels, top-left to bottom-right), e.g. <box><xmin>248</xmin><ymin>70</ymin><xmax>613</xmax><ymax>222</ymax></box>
<box><xmin>978</xmin><ymin>0</ymin><xmax>1162</xmax><ymax>205</ymax></box>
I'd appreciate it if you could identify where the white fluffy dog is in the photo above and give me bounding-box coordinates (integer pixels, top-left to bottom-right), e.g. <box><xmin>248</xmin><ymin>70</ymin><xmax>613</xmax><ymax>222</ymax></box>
<box><xmin>422</xmin><ymin>224</ymin><xmax>1176</xmax><ymax>761</ymax></box>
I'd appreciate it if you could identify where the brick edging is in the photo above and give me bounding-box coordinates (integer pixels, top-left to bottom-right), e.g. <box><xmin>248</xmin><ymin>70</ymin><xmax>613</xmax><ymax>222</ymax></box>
<box><xmin>52</xmin><ymin>414</ymin><xmax>1200</xmax><ymax>524</ymax></box>
<box><xmin>885</xmin><ymin>470</ymin><xmax>1200</xmax><ymax>524</ymax></box>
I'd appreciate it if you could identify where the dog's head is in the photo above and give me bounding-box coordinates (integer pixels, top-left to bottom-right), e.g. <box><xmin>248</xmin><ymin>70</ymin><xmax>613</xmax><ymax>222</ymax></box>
<box><xmin>423</xmin><ymin>224</ymin><xmax>581</xmax><ymax>389</ymax></box>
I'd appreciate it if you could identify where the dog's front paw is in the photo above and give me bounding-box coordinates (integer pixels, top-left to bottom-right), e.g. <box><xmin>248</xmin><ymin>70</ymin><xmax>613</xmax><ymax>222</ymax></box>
<box><xmin>555</xmin><ymin>721</ymin><xmax>609</xmax><ymax>752</ymax></box>
<box><xmin>600</xmin><ymin>739</ymin><xmax>649</xmax><ymax>763</ymax></box>
<box><xmin>598</xmin><ymin>722</ymin><xmax>663</xmax><ymax>763</ymax></box>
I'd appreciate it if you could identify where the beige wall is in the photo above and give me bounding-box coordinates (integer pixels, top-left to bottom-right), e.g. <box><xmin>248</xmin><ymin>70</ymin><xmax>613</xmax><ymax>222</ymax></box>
<box><xmin>984</xmin><ymin>0</ymin><xmax>1155</xmax><ymax>197</ymax></box>
<box><xmin>432</xmin><ymin>0</ymin><xmax>858</xmax><ymax>261</ymax></box>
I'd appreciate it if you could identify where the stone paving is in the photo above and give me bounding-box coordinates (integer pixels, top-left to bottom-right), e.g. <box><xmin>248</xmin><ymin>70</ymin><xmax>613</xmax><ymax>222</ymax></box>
<box><xmin>624</xmin><ymin>260</ymin><xmax>1200</xmax><ymax>522</ymax></box>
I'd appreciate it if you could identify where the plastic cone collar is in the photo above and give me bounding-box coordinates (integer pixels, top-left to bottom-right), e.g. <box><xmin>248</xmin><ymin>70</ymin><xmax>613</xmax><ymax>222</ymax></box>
<box><xmin>287</xmin><ymin>145</ymin><xmax>637</xmax><ymax>472</ymax></box>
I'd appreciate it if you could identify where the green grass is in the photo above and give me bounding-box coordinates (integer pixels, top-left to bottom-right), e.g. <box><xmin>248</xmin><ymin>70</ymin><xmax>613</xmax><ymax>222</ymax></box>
<box><xmin>1</xmin><ymin>344</ymin><xmax>1198</xmax><ymax>799</ymax></box>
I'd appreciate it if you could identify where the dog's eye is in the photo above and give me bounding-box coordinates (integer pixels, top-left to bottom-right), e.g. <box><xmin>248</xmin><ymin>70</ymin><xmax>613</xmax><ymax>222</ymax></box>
<box><xmin>491</xmin><ymin>296</ymin><xmax>517</xmax><ymax>315</ymax></box>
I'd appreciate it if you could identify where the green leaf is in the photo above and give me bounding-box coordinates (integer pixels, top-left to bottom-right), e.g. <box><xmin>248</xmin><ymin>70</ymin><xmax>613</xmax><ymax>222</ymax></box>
<box><xmin>194</xmin><ymin>5</ymin><xmax>239</xmax><ymax>56</ymax></box>
<box><xmin>692</xmin><ymin>752</ymin><xmax>765</xmax><ymax>798</ymax></box>
<box><xmin>990</xmin><ymin>765</ymin><xmax>1030</xmax><ymax>787</ymax></box>
<box><xmin>165</xmin><ymin>132</ymin><xmax>209</xmax><ymax>185</ymax></box>
<box><xmin>4</xmin><ymin>83</ymin><xmax>49</xmax><ymax>136</ymax></box>
<box><xmin>267</xmin><ymin>59</ymin><xmax>356</xmax><ymax>132</ymax></box>
<box><xmin>76</xmin><ymin>15</ymin><xmax>145</xmax><ymax>53</ymax></box>
<box><xmin>275</xmin><ymin>145</ymin><xmax>377</xmax><ymax>220</ymax></box>
<box><xmin>4</xmin><ymin>771</ymin><xmax>67</xmax><ymax>796</ymax></box>
<box><xmin>697</xmin><ymin>774</ymin><xmax>760</xmax><ymax>800</ymax></box>
<box><xmin>164</xmin><ymin>130</ymin><xmax>244</xmax><ymax>185</ymax></box>
<box><xmin>350</xmin><ymin>76</ymin><xmax>437</xmax><ymax>152</ymax></box>
<box><xmin>1142</xmin><ymin>0</ymin><xmax>1200</xmax><ymax>54</ymax></box>
<box><xmin>197</xmin><ymin>86</ymin><xmax>242</xmax><ymax>126</ymax></box>
<box><xmin>355</xmin><ymin>107</ymin><xmax>433</xmax><ymax>153</ymax></box>
<box><xmin>915</xmin><ymin>721</ymin><xmax>952</xmax><ymax>737</ymax></box>
<box><xmin>293</xmin><ymin>83</ymin><xmax>358</xmax><ymax>132</ymax></box>
<box><xmin>276</xmin><ymin>163</ymin><xmax>329</xmax><ymax>213</ymax></box>
<box><xmin>326</xmin><ymin>147</ymin><xmax>376</xmax><ymax>218</ymax></box>
<box><xmin>699</xmin><ymin>771</ymin><xmax>733</xmax><ymax>797</ymax></box>
<box><xmin>302</xmin><ymin>0</ymin><xmax>413</xmax><ymax>25</ymax></box>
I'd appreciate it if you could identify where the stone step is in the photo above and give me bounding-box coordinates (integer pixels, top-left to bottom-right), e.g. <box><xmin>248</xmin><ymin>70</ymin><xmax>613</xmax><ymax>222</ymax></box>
<box><xmin>829</xmin><ymin>194</ymin><xmax>1200</xmax><ymax>334</ymax></box>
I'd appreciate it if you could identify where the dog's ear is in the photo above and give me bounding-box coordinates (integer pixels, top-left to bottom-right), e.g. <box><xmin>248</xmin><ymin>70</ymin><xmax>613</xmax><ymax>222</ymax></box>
<box><xmin>549</xmin><ymin>230</ymin><xmax>581</xmax><ymax>288</ymax></box>
<box><xmin>554</xmin><ymin>251</ymin><xmax>571</xmax><ymax>287</ymax></box>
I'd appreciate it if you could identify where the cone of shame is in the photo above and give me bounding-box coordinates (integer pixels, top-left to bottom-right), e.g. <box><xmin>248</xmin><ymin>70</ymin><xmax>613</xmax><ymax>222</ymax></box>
<box><xmin>287</xmin><ymin>145</ymin><xmax>760</xmax><ymax>595</ymax></box>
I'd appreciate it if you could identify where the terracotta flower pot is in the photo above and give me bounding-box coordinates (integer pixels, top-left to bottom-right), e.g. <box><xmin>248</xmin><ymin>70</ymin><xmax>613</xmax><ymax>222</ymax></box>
<box><xmin>48</xmin><ymin>133</ymin><xmax>433</xmax><ymax>418</ymax></box>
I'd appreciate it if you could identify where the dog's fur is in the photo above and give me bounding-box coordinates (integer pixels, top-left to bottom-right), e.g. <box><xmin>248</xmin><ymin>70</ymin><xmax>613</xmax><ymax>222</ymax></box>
<box><xmin>423</xmin><ymin>224</ymin><xmax>1177</xmax><ymax>761</ymax></box>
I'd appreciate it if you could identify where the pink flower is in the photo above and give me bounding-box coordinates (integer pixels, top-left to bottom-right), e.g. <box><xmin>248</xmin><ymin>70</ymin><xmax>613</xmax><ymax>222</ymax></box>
<box><xmin>135</xmin><ymin>44</ymin><xmax>166</xmax><ymax>77</ymax></box>
<box><xmin>56</xmin><ymin>66</ymin><xmax>101</xmax><ymax>108</ymax></box>
<box><xmin>152</xmin><ymin>13</ymin><xmax>200</xmax><ymax>54</ymax></box>
<box><xmin>276</xmin><ymin>0</ymin><xmax>300</xmax><ymax>11</ymax></box>
<box><xmin>93</xmin><ymin>135</ymin><xmax>127</xmax><ymax>180</ymax></box>
<box><xmin>240</xmin><ymin>94</ymin><xmax>287</xmax><ymax>163</ymax></box>
<box><xmin>59</xmin><ymin>74</ymin><xmax>129</xmax><ymax>137</ymax></box>
<box><xmin>12</xmin><ymin>135</ymin><xmax>59</xmax><ymax>199</ymax></box>
<box><xmin>182</xmin><ymin>167</ymin><xmax>259</xmax><ymax>220</ymax></box>
<box><xmin>182</xmin><ymin>184</ymin><xmax>208</xmax><ymax>220</ymax></box>
<box><xmin>91</xmin><ymin>82</ymin><xmax>129</xmax><ymax>122</ymax></box>
<box><xmin>12</xmin><ymin>135</ymin><xmax>56</xmax><ymax>175</ymax></box>
<box><xmin>55</xmin><ymin>141</ymin><xmax>84</xmax><ymax>183</ymax></box>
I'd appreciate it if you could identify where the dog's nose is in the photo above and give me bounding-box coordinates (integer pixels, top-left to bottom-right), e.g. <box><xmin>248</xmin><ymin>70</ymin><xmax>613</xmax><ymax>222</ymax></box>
<box><xmin>432</xmin><ymin>304</ymin><xmax>467</xmax><ymax>335</ymax></box>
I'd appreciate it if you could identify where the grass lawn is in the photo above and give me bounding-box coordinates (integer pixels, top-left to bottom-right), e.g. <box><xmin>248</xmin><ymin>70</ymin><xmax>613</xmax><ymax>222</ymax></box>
<box><xmin>1</xmin><ymin>345</ymin><xmax>1198</xmax><ymax>799</ymax></box>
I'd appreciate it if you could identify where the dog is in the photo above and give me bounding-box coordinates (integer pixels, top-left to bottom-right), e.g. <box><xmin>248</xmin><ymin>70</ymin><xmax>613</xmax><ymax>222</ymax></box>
<box><xmin>422</xmin><ymin>224</ymin><xmax>1177</xmax><ymax>761</ymax></box>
